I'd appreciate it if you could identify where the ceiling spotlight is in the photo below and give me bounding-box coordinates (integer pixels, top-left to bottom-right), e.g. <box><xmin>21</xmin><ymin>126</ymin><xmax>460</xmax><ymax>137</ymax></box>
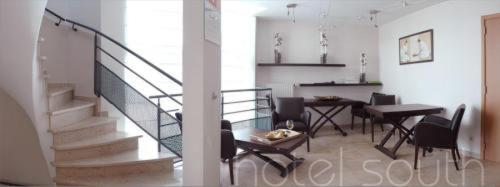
<box><xmin>287</xmin><ymin>3</ymin><xmax>298</xmax><ymax>24</ymax></box>
<box><xmin>369</xmin><ymin>10</ymin><xmax>380</xmax><ymax>28</ymax></box>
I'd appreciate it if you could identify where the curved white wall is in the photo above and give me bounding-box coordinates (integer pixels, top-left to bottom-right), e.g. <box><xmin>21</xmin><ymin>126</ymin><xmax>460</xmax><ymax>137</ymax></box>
<box><xmin>0</xmin><ymin>0</ymin><xmax>54</xmax><ymax>183</ymax></box>
<box><xmin>0</xmin><ymin>89</ymin><xmax>51</xmax><ymax>185</ymax></box>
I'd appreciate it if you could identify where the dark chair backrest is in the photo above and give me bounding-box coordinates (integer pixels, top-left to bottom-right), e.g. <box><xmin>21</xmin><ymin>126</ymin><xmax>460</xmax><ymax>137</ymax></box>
<box><xmin>450</xmin><ymin>104</ymin><xmax>466</xmax><ymax>140</ymax></box>
<box><xmin>175</xmin><ymin>112</ymin><xmax>183</xmax><ymax>131</ymax></box>
<box><xmin>221</xmin><ymin>130</ymin><xmax>237</xmax><ymax>159</ymax></box>
<box><xmin>372</xmin><ymin>95</ymin><xmax>396</xmax><ymax>106</ymax></box>
<box><xmin>276</xmin><ymin>97</ymin><xmax>305</xmax><ymax>121</ymax></box>
<box><xmin>266</xmin><ymin>94</ymin><xmax>276</xmax><ymax>111</ymax></box>
<box><xmin>369</xmin><ymin>92</ymin><xmax>386</xmax><ymax>105</ymax></box>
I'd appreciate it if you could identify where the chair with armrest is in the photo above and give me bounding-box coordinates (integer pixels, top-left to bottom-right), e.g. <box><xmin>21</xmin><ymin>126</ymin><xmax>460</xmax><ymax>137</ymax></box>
<box><xmin>272</xmin><ymin>97</ymin><xmax>311</xmax><ymax>152</ymax></box>
<box><xmin>174</xmin><ymin>112</ymin><xmax>236</xmax><ymax>184</ymax></box>
<box><xmin>369</xmin><ymin>95</ymin><xmax>397</xmax><ymax>142</ymax></box>
<box><xmin>351</xmin><ymin>92</ymin><xmax>385</xmax><ymax>134</ymax></box>
<box><xmin>413</xmin><ymin>104</ymin><xmax>466</xmax><ymax>170</ymax></box>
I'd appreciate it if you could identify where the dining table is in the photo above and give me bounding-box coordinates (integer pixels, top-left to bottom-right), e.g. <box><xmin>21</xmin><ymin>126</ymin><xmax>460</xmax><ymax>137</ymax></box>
<box><xmin>364</xmin><ymin>104</ymin><xmax>443</xmax><ymax>159</ymax></box>
<box><xmin>304</xmin><ymin>98</ymin><xmax>365</xmax><ymax>138</ymax></box>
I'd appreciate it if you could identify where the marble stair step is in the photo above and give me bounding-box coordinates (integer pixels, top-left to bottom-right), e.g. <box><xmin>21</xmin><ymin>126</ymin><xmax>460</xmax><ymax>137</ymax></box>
<box><xmin>51</xmin><ymin>131</ymin><xmax>141</xmax><ymax>151</ymax></box>
<box><xmin>47</xmin><ymin>84</ymin><xmax>75</xmax><ymax>110</ymax></box>
<box><xmin>48</xmin><ymin>100</ymin><xmax>95</xmax><ymax>116</ymax></box>
<box><xmin>53</xmin><ymin>169</ymin><xmax>182</xmax><ymax>186</ymax></box>
<box><xmin>49</xmin><ymin>116</ymin><xmax>117</xmax><ymax>134</ymax></box>
<box><xmin>53</xmin><ymin>148</ymin><xmax>175</xmax><ymax>167</ymax></box>
<box><xmin>48</xmin><ymin>84</ymin><xmax>74</xmax><ymax>97</ymax></box>
<box><xmin>50</xmin><ymin>117</ymin><xmax>118</xmax><ymax>145</ymax></box>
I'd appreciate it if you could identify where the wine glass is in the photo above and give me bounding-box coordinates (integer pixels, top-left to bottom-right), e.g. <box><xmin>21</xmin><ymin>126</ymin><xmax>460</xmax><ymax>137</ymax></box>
<box><xmin>286</xmin><ymin>120</ymin><xmax>294</xmax><ymax>132</ymax></box>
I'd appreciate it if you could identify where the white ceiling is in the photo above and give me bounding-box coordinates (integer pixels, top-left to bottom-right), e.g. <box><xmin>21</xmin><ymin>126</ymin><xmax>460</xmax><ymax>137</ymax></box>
<box><xmin>223</xmin><ymin>0</ymin><xmax>447</xmax><ymax>25</ymax></box>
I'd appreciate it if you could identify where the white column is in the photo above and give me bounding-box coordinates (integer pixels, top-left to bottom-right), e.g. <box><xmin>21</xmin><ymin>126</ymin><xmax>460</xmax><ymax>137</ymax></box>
<box><xmin>182</xmin><ymin>0</ymin><xmax>221</xmax><ymax>186</ymax></box>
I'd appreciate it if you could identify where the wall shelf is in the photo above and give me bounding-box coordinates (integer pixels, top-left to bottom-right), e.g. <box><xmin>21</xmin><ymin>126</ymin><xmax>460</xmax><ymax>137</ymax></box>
<box><xmin>257</xmin><ymin>63</ymin><xmax>346</xmax><ymax>67</ymax></box>
<box><xmin>299</xmin><ymin>83</ymin><xmax>383</xmax><ymax>87</ymax></box>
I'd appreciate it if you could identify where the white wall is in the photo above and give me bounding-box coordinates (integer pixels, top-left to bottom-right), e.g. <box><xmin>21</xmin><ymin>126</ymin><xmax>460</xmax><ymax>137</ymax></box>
<box><xmin>0</xmin><ymin>0</ymin><xmax>53</xmax><ymax>183</ymax></box>
<box><xmin>379</xmin><ymin>0</ymin><xmax>500</xmax><ymax>157</ymax></box>
<box><xmin>256</xmin><ymin>19</ymin><xmax>381</xmax><ymax>125</ymax></box>
<box><xmin>0</xmin><ymin>89</ymin><xmax>52</xmax><ymax>185</ymax></box>
<box><xmin>44</xmin><ymin>0</ymin><xmax>101</xmax><ymax>97</ymax></box>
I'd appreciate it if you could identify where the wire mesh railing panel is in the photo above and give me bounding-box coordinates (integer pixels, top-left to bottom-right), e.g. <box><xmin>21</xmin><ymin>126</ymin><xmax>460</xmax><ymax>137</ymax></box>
<box><xmin>221</xmin><ymin>88</ymin><xmax>273</xmax><ymax>130</ymax></box>
<box><xmin>96</xmin><ymin>63</ymin><xmax>182</xmax><ymax>157</ymax></box>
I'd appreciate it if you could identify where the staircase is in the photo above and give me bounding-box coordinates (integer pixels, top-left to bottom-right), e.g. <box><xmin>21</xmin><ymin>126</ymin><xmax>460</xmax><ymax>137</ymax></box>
<box><xmin>46</xmin><ymin>83</ymin><xmax>179</xmax><ymax>185</ymax></box>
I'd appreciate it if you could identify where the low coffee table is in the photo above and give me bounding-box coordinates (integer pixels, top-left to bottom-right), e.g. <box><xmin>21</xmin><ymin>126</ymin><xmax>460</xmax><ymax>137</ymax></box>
<box><xmin>233</xmin><ymin>128</ymin><xmax>307</xmax><ymax>177</ymax></box>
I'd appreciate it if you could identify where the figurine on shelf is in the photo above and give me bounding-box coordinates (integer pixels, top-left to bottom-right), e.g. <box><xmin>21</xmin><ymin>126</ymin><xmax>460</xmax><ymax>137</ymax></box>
<box><xmin>274</xmin><ymin>32</ymin><xmax>283</xmax><ymax>64</ymax></box>
<box><xmin>360</xmin><ymin>53</ymin><xmax>367</xmax><ymax>83</ymax></box>
<box><xmin>320</xmin><ymin>31</ymin><xmax>328</xmax><ymax>64</ymax></box>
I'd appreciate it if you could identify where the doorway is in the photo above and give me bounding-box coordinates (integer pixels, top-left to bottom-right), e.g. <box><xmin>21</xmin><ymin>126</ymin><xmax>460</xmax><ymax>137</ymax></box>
<box><xmin>482</xmin><ymin>13</ymin><xmax>500</xmax><ymax>162</ymax></box>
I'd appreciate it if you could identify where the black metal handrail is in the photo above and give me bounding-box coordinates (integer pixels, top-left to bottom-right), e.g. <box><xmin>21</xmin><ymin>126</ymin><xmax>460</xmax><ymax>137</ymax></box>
<box><xmin>44</xmin><ymin>8</ymin><xmax>182</xmax><ymax>86</ymax></box>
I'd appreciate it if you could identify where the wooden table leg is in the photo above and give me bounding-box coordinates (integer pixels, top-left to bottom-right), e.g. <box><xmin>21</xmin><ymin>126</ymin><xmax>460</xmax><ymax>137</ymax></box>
<box><xmin>374</xmin><ymin>117</ymin><xmax>412</xmax><ymax>159</ymax></box>
<box><xmin>310</xmin><ymin>106</ymin><xmax>337</xmax><ymax>138</ymax></box>
<box><xmin>324</xmin><ymin>106</ymin><xmax>348</xmax><ymax>136</ymax></box>
<box><xmin>240</xmin><ymin>148</ymin><xmax>304</xmax><ymax>177</ymax></box>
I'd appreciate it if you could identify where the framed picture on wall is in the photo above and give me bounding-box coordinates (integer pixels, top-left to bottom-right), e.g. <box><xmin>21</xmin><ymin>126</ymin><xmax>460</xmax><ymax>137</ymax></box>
<box><xmin>399</xmin><ymin>29</ymin><xmax>434</xmax><ymax>65</ymax></box>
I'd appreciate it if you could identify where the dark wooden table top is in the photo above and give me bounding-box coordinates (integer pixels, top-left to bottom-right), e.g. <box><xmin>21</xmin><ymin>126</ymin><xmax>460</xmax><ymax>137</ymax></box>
<box><xmin>365</xmin><ymin>104</ymin><xmax>443</xmax><ymax>119</ymax></box>
<box><xmin>233</xmin><ymin>128</ymin><xmax>307</xmax><ymax>152</ymax></box>
<box><xmin>304</xmin><ymin>98</ymin><xmax>365</xmax><ymax>107</ymax></box>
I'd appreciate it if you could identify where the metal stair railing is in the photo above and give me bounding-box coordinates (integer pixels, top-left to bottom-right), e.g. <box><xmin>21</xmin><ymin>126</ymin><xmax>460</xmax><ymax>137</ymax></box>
<box><xmin>44</xmin><ymin>8</ymin><xmax>183</xmax><ymax>158</ymax></box>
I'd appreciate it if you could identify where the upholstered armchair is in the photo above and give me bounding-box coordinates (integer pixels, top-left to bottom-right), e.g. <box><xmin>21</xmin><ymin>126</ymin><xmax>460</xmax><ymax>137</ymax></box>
<box><xmin>272</xmin><ymin>97</ymin><xmax>311</xmax><ymax>152</ymax></box>
<box><xmin>413</xmin><ymin>104</ymin><xmax>466</xmax><ymax>170</ymax></box>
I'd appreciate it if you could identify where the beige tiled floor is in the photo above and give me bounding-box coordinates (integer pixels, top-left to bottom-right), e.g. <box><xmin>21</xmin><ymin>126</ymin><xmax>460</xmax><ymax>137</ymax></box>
<box><xmin>220</xmin><ymin>124</ymin><xmax>500</xmax><ymax>186</ymax></box>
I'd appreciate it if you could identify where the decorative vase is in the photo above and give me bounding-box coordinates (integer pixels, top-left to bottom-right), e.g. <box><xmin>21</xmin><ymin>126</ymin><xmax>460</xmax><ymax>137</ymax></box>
<box><xmin>359</xmin><ymin>53</ymin><xmax>367</xmax><ymax>83</ymax></box>
<box><xmin>320</xmin><ymin>31</ymin><xmax>328</xmax><ymax>64</ymax></box>
<box><xmin>274</xmin><ymin>32</ymin><xmax>283</xmax><ymax>64</ymax></box>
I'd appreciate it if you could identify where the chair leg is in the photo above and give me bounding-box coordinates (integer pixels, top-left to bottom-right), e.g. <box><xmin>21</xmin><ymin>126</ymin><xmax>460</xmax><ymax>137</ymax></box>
<box><xmin>455</xmin><ymin>145</ymin><xmax>461</xmax><ymax>160</ymax></box>
<box><xmin>306</xmin><ymin>136</ymin><xmax>310</xmax><ymax>152</ymax></box>
<box><xmin>414</xmin><ymin>145</ymin><xmax>419</xmax><ymax>170</ymax></box>
<box><xmin>371</xmin><ymin>121</ymin><xmax>375</xmax><ymax>142</ymax></box>
<box><xmin>451</xmin><ymin>149</ymin><xmax>460</xmax><ymax>170</ymax></box>
<box><xmin>380</xmin><ymin>123</ymin><xmax>384</xmax><ymax>132</ymax></box>
<box><xmin>229</xmin><ymin>159</ymin><xmax>234</xmax><ymax>185</ymax></box>
<box><xmin>351</xmin><ymin>114</ymin><xmax>355</xmax><ymax>130</ymax></box>
<box><xmin>362</xmin><ymin>117</ymin><xmax>366</xmax><ymax>134</ymax></box>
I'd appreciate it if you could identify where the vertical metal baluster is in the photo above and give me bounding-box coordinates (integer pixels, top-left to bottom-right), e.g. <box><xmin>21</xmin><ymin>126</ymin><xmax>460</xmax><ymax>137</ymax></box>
<box><xmin>93</xmin><ymin>33</ymin><xmax>99</xmax><ymax>97</ymax></box>
<box><xmin>221</xmin><ymin>94</ymin><xmax>224</xmax><ymax>119</ymax></box>
<box><xmin>157</xmin><ymin>98</ymin><xmax>161</xmax><ymax>152</ymax></box>
<box><xmin>269</xmin><ymin>91</ymin><xmax>273</xmax><ymax>130</ymax></box>
<box><xmin>255</xmin><ymin>90</ymin><xmax>259</xmax><ymax>128</ymax></box>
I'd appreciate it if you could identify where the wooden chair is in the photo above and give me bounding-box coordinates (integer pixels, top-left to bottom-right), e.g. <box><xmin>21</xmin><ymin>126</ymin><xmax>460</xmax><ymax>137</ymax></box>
<box><xmin>351</xmin><ymin>92</ymin><xmax>385</xmax><ymax>134</ymax></box>
<box><xmin>369</xmin><ymin>95</ymin><xmax>397</xmax><ymax>142</ymax></box>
